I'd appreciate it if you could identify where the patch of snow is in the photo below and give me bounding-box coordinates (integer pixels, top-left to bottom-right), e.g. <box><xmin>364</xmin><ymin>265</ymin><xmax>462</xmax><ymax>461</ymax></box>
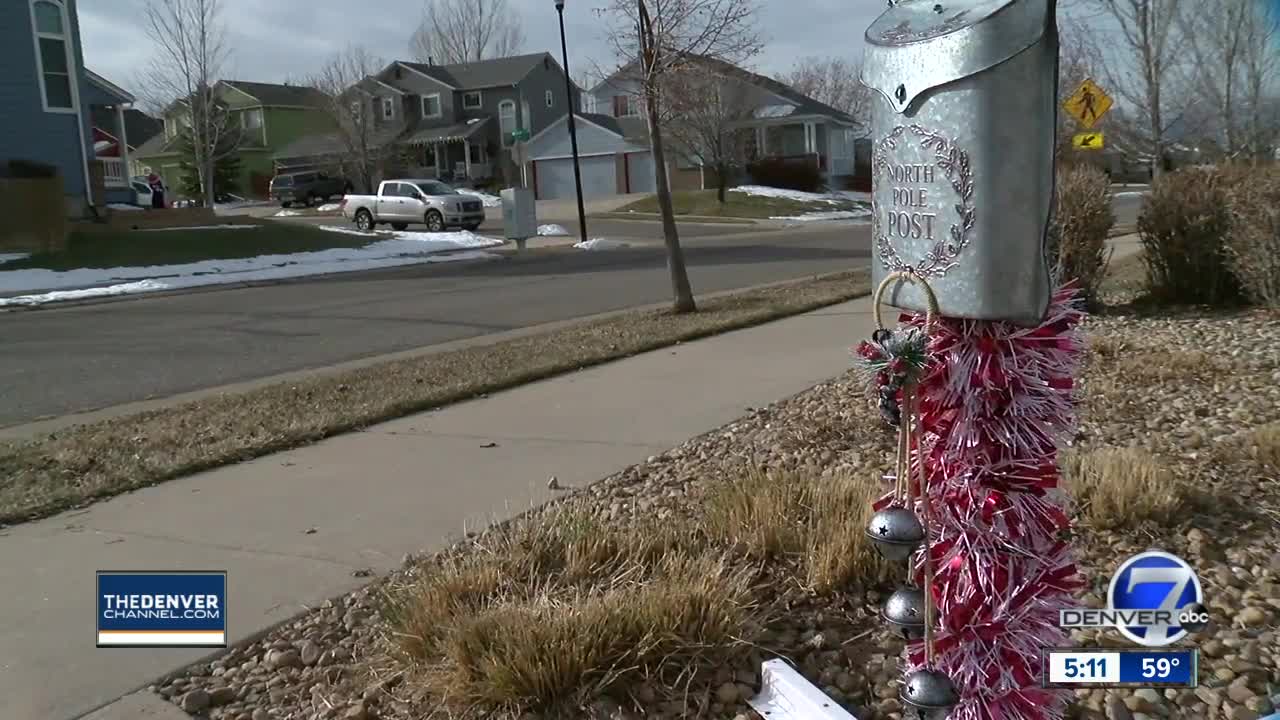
<box><xmin>538</xmin><ymin>224</ymin><xmax>569</xmax><ymax>236</ymax></box>
<box><xmin>574</xmin><ymin>238</ymin><xmax>629</xmax><ymax>250</ymax></box>
<box><xmin>753</xmin><ymin>104</ymin><xmax>796</xmax><ymax>119</ymax></box>
<box><xmin>274</xmin><ymin>209</ymin><xmax>304</xmax><ymax>217</ymax></box>
<box><xmin>467</xmin><ymin>118</ymin><xmax>483</xmax><ymax>125</ymax></box>
<box><xmin>456</xmin><ymin>188</ymin><xmax>502</xmax><ymax>207</ymax></box>
<box><xmin>834</xmin><ymin>190</ymin><xmax>872</xmax><ymax>203</ymax></box>
<box><xmin>0</xmin><ymin>253</ymin><xmax>30</xmax><ymax>265</ymax></box>
<box><xmin>0</xmin><ymin>252</ymin><xmax>498</xmax><ymax>307</ymax></box>
<box><xmin>134</xmin><ymin>225</ymin><xmax>262</xmax><ymax>232</ymax></box>
<box><xmin>317</xmin><ymin>203</ymin><xmax>343</xmax><ymax>212</ymax></box>
<box><xmin>1112</xmin><ymin>191</ymin><xmax>1148</xmax><ymax>198</ymax></box>
<box><xmin>107</xmin><ymin>203</ymin><xmax>144</xmax><ymax>212</ymax></box>
<box><xmin>0</xmin><ymin>231</ymin><xmax>504</xmax><ymax>306</ymax></box>
<box><xmin>770</xmin><ymin>210</ymin><xmax>872</xmax><ymax>223</ymax></box>
<box><xmin>729</xmin><ymin>185</ymin><xmax>846</xmax><ymax>205</ymax></box>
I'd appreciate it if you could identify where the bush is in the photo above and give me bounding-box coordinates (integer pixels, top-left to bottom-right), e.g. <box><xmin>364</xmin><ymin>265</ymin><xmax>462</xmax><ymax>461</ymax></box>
<box><xmin>1223</xmin><ymin>166</ymin><xmax>1280</xmax><ymax>307</ymax></box>
<box><xmin>746</xmin><ymin>157</ymin><xmax>822</xmax><ymax>193</ymax></box>
<box><xmin>1051</xmin><ymin>164</ymin><xmax>1115</xmax><ymax>308</ymax></box>
<box><xmin>1137</xmin><ymin>165</ymin><xmax>1243</xmax><ymax>306</ymax></box>
<box><xmin>6</xmin><ymin>159</ymin><xmax>58</xmax><ymax>179</ymax></box>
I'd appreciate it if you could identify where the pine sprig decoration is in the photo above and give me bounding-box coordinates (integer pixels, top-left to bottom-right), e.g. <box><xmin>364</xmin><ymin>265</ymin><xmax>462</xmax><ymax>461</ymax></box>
<box><xmin>853</xmin><ymin>326</ymin><xmax>931</xmax><ymax>388</ymax></box>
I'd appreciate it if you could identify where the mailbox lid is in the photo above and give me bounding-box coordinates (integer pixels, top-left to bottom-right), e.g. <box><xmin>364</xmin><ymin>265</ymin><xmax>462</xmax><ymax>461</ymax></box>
<box><xmin>861</xmin><ymin>0</ymin><xmax>1052</xmax><ymax>113</ymax></box>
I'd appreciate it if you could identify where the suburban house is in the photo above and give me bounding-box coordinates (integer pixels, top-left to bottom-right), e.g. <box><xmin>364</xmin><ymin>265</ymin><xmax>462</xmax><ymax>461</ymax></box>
<box><xmin>587</xmin><ymin>56</ymin><xmax>868</xmax><ymax>191</ymax></box>
<box><xmin>273</xmin><ymin>53</ymin><xmax>581</xmax><ymax>190</ymax></box>
<box><xmin>134</xmin><ymin>80</ymin><xmax>330</xmax><ymax>199</ymax></box>
<box><xmin>2</xmin><ymin>0</ymin><xmax>142</xmax><ymax>215</ymax></box>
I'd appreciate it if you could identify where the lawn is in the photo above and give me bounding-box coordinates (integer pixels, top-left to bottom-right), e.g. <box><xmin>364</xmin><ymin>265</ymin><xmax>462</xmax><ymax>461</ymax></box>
<box><xmin>616</xmin><ymin>188</ymin><xmax>859</xmax><ymax>219</ymax></box>
<box><xmin>2</xmin><ymin>221</ymin><xmax>374</xmax><ymax>272</ymax></box>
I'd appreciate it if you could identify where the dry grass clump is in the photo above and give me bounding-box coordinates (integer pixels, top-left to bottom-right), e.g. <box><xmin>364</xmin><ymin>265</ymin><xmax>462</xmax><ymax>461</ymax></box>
<box><xmin>1245</xmin><ymin>423</ymin><xmax>1280</xmax><ymax>472</ymax></box>
<box><xmin>382</xmin><ymin>505</ymin><xmax>760</xmax><ymax>715</ymax></box>
<box><xmin>702</xmin><ymin>469</ymin><xmax>887</xmax><ymax>593</ymax></box>
<box><xmin>1060</xmin><ymin>447</ymin><xmax>1186</xmax><ymax>529</ymax></box>
<box><xmin>1113</xmin><ymin>347</ymin><xmax>1221</xmax><ymax>384</ymax></box>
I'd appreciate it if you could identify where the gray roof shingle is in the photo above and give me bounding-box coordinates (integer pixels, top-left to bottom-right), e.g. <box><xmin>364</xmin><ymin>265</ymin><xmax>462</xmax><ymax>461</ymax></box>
<box><xmin>577</xmin><ymin>113</ymin><xmax>623</xmax><ymax>136</ymax></box>
<box><xmin>399</xmin><ymin>53</ymin><xmax>554</xmax><ymax>90</ymax></box>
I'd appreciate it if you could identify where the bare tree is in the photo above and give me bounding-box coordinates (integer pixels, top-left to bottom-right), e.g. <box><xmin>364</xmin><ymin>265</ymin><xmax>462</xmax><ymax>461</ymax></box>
<box><xmin>605</xmin><ymin>0</ymin><xmax>763</xmax><ymax>313</ymax></box>
<box><xmin>783</xmin><ymin>56</ymin><xmax>872</xmax><ymax>133</ymax></box>
<box><xmin>663</xmin><ymin>69</ymin><xmax>755</xmax><ymax>203</ymax></box>
<box><xmin>409</xmin><ymin>0</ymin><xmax>525</xmax><ymax>65</ymax></box>
<box><xmin>1076</xmin><ymin>0</ymin><xmax>1189</xmax><ymax>179</ymax></box>
<box><xmin>308</xmin><ymin>46</ymin><xmax>387</xmax><ymax>194</ymax></box>
<box><xmin>1180</xmin><ymin>0</ymin><xmax>1279</xmax><ymax>160</ymax></box>
<box><xmin>140</xmin><ymin>0</ymin><xmax>239</xmax><ymax>208</ymax></box>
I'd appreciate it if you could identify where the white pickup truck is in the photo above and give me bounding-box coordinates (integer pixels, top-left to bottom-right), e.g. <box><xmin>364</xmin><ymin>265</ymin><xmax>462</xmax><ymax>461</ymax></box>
<box><xmin>340</xmin><ymin>179</ymin><xmax>485</xmax><ymax>233</ymax></box>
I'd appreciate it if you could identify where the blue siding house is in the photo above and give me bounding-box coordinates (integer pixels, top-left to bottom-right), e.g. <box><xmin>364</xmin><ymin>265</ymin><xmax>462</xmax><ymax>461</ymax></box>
<box><xmin>1</xmin><ymin>0</ymin><xmax>136</xmax><ymax>216</ymax></box>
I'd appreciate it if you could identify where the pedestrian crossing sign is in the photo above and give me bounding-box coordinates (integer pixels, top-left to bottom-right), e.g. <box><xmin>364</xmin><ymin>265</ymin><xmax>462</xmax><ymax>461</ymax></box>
<box><xmin>1064</xmin><ymin>78</ymin><xmax>1112</xmax><ymax>130</ymax></box>
<box><xmin>1072</xmin><ymin>132</ymin><xmax>1104</xmax><ymax>150</ymax></box>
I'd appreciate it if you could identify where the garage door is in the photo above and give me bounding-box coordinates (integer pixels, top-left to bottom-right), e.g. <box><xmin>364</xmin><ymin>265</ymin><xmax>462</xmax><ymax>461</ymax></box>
<box><xmin>535</xmin><ymin>155</ymin><xmax>616</xmax><ymax>200</ymax></box>
<box><xmin>624</xmin><ymin>152</ymin><xmax>654</xmax><ymax>194</ymax></box>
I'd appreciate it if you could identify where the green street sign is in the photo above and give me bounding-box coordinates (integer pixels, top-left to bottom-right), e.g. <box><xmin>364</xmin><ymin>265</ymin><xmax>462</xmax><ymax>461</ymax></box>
<box><xmin>509</xmin><ymin>129</ymin><xmax>530</xmax><ymax>142</ymax></box>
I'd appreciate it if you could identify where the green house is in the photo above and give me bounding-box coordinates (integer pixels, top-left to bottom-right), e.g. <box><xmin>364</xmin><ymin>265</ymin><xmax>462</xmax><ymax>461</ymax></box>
<box><xmin>133</xmin><ymin>80</ymin><xmax>330</xmax><ymax>200</ymax></box>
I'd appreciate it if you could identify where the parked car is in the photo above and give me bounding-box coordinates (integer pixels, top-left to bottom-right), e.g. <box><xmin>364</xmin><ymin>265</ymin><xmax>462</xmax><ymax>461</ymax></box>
<box><xmin>270</xmin><ymin>171</ymin><xmax>351</xmax><ymax>208</ymax></box>
<box><xmin>340</xmin><ymin>179</ymin><xmax>485</xmax><ymax>232</ymax></box>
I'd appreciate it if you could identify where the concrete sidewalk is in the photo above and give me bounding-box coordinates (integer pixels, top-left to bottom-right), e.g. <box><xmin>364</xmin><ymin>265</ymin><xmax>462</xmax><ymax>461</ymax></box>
<box><xmin>1</xmin><ymin>237</ymin><xmax>1141</xmax><ymax>720</ymax></box>
<box><xmin>0</xmin><ymin>294</ymin><xmax>881</xmax><ymax>720</ymax></box>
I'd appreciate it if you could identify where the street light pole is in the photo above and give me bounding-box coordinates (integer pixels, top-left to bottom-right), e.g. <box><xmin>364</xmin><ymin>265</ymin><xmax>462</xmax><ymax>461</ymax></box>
<box><xmin>555</xmin><ymin>0</ymin><xmax>589</xmax><ymax>247</ymax></box>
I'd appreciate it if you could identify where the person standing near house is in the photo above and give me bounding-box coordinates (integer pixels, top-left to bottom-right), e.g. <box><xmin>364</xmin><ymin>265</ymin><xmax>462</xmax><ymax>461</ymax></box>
<box><xmin>146</xmin><ymin>170</ymin><xmax>166</xmax><ymax>209</ymax></box>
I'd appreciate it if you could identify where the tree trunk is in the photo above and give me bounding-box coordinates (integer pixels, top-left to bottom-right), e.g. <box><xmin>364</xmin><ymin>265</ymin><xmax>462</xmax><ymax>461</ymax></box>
<box><xmin>645</xmin><ymin>85</ymin><xmax>697</xmax><ymax>313</ymax></box>
<box><xmin>716</xmin><ymin>164</ymin><xmax>728</xmax><ymax>203</ymax></box>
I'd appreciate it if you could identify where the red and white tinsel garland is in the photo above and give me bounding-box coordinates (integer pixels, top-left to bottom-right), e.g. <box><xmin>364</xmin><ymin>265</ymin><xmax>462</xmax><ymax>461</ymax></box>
<box><xmin>874</xmin><ymin>285</ymin><xmax>1086</xmax><ymax>720</ymax></box>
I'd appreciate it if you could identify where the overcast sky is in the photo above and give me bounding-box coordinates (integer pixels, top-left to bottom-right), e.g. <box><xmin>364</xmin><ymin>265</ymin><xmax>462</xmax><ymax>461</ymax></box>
<box><xmin>78</xmin><ymin>0</ymin><xmax>886</xmax><ymax>100</ymax></box>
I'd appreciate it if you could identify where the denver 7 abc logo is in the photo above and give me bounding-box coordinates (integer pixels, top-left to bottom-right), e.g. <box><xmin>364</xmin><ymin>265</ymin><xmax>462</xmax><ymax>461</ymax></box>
<box><xmin>1060</xmin><ymin>551</ymin><xmax>1211</xmax><ymax>647</ymax></box>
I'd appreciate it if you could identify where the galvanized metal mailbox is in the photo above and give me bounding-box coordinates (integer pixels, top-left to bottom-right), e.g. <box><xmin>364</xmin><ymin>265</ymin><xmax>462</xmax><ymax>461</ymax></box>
<box><xmin>861</xmin><ymin>0</ymin><xmax>1059</xmax><ymax>325</ymax></box>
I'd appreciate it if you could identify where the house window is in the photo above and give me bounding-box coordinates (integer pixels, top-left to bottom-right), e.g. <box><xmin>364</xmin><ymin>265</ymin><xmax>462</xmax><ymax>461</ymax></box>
<box><xmin>462</xmin><ymin>91</ymin><xmax>482</xmax><ymax>109</ymax></box>
<box><xmin>498</xmin><ymin>100</ymin><xmax>516</xmax><ymax>146</ymax></box>
<box><xmin>244</xmin><ymin>108</ymin><xmax>263</xmax><ymax>129</ymax></box>
<box><xmin>612</xmin><ymin>94</ymin><xmax>637</xmax><ymax>118</ymax></box>
<box><xmin>31</xmin><ymin>0</ymin><xmax>75</xmax><ymax>111</ymax></box>
<box><xmin>382</xmin><ymin>97</ymin><xmax>394</xmax><ymax>120</ymax></box>
<box><xmin>421</xmin><ymin>93</ymin><xmax>442</xmax><ymax>119</ymax></box>
<box><xmin>468</xmin><ymin>142</ymin><xmax>484</xmax><ymax>164</ymax></box>
<box><xmin>545</xmin><ymin>90</ymin><xmax>554</xmax><ymax>108</ymax></box>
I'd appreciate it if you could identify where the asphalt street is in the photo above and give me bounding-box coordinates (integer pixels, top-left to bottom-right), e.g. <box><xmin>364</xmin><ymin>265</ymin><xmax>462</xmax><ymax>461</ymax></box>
<box><xmin>0</xmin><ymin>223</ymin><xmax>871</xmax><ymax>427</ymax></box>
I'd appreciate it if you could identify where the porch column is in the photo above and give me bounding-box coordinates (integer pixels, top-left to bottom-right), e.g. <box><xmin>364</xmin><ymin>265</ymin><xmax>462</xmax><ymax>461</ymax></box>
<box><xmin>116</xmin><ymin>104</ymin><xmax>131</xmax><ymax>182</ymax></box>
<box><xmin>757</xmin><ymin>126</ymin><xmax>767</xmax><ymax>156</ymax></box>
<box><xmin>435</xmin><ymin>143</ymin><xmax>443</xmax><ymax>178</ymax></box>
<box><xmin>463</xmin><ymin>139</ymin><xmax>471</xmax><ymax>182</ymax></box>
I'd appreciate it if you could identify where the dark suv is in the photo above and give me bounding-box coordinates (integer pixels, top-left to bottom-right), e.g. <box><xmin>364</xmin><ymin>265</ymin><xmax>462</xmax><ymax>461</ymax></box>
<box><xmin>270</xmin><ymin>171</ymin><xmax>351</xmax><ymax>207</ymax></box>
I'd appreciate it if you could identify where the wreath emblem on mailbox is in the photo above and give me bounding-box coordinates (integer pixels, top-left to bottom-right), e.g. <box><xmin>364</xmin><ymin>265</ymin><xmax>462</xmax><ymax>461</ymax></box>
<box><xmin>873</xmin><ymin>124</ymin><xmax>976</xmax><ymax>279</ymax></box>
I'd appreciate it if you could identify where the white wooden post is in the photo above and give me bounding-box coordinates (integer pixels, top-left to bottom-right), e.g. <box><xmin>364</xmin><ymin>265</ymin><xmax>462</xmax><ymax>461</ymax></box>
<box><xmin>117</xmin><ymin>104</ymin><xmax>131</xmax><ymax>185</ymax></box>
<box><xmin>464</xmin><ymin>140</ymin><xmax>472</xmax><ymax>182</ymax></box>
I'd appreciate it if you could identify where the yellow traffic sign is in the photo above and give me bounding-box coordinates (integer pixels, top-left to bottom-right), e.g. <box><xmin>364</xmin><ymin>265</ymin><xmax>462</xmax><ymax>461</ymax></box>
<box><xmin>1064</xmin><ymin>78</ymin><xmax>1112</xmax><ymax>129</ymax></box>
<box><xmin>1073</xmin><ymin>132</ymin><xmax>1104</xmax><ymax>150</ymax></box>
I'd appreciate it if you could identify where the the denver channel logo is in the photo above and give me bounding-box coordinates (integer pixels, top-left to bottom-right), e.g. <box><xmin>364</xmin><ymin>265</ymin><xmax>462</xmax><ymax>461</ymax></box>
<box><xmin>97</xmin><ymin>571</ymin><xmax>227</xmax><ymax>648</ymax></box>
<box><xmin>1059</xmin><ymin>551</ymin><xmax>1210</xmax><ymax>647</ymax></box>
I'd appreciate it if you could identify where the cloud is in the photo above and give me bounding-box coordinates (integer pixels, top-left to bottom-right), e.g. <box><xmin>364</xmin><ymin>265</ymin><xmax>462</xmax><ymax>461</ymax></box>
<box><xmin>78</xmin><ymin>0</ymin><xmax>877</xmax><ymax>101</ymax></box>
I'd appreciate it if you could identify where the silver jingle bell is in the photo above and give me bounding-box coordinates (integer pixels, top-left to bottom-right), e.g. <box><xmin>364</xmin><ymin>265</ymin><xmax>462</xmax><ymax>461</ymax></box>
<box><xmin>900</xmin><ymin>668</ymin><xmax>959</xmax><ymax>720</ymax></box>
<box><xmin>883</xmin><ymin>587</ymin><xmax>926</xmax><ymax>640</ymax></box>
<box><xmin>864</xmin><ymin>507</ymin><xmax>925</xmax><ymax>561</ymax></box>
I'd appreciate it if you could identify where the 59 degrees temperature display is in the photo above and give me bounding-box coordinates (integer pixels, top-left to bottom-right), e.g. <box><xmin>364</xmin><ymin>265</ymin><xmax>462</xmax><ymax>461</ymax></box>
<box><xmin>1042</xmin><ymin>649</ymin><xmax>1198</xmax><ymax>688</ymax></box>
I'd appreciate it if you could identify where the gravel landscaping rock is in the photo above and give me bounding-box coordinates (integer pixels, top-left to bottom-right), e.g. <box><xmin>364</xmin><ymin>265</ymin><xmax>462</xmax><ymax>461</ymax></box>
<box><xmin>152</xmin><ymin>307</ymin><xmax>1280</xmax><ymax>719</ymax></box>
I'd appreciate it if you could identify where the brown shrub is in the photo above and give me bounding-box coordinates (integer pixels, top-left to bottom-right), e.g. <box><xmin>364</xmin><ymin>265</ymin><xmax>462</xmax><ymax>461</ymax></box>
<box><xmin>1224</xmin><ymin>166</ymin><xmax>1280</xmax><ymax>307</ymax></box>
<box><xmin>1052</xmin><ymin>164</ymin><xmax>1115</xmax><ymax>308</ymax></box>
<box><xmin>746</xmin><ymin>157</ymin><xmax>823</xmax><ymax>193</ymax></box>
<box><xmin>1138</xmin><ymin>166</ymin><xmax>1244</xmax><ymax>306</ymax></box>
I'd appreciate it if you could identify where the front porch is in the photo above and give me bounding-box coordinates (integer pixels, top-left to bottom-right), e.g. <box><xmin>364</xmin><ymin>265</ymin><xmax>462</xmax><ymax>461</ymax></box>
<box><xmin>402</xmin><ymin>120</ymin><xmax>495</xmax><ymax>187</ymax></box>
<box><xmin>742</xmin><ymin>118</ymin><xmax>860</xmax><ymax>179</ymax></box>
<box><xmin>84</xmin><ymin>71</ymin><xmax>140</xmax><ymax>205</ymax></box>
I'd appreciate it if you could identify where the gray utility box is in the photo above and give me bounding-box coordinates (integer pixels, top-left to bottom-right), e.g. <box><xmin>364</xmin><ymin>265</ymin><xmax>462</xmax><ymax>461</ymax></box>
<box><xmin>861</xmin><ymin>0</ymin><xmax>1059</xmax><ymax>325</ymax></box>
<box><xmin>501</xmin><ymin>188</ymin><xmax>536</xmax><ymax>250</ymax></box>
